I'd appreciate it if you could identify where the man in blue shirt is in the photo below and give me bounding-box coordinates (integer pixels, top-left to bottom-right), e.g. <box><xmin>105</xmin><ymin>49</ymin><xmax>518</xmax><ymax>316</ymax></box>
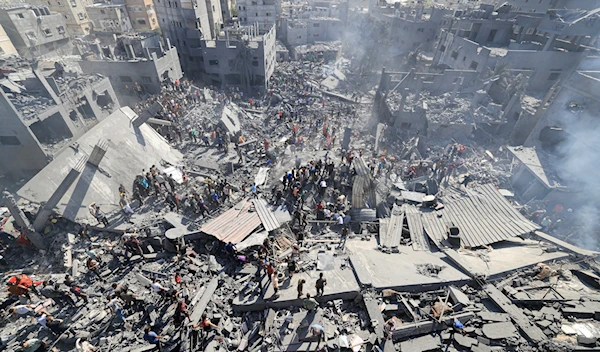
<box><xmin>143</xmin><ymin>326</ymin><xmax>163</xmax><ymax>351</ymax></box>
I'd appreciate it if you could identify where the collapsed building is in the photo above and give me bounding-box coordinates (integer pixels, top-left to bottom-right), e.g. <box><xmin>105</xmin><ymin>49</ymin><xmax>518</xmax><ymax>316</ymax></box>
<box><xmin>0</xmin><ymin>58</ymin><xmax>119</xmax><ymax>181</ymax></box>
<box><xmin>0</xmin><ymin>4</ymin><xmax>73</xmax><ymax>58</ymax></box>
<box><xmin>0</xmin><ymin>0</ymin><xmax>599</xmax><ymax>351</ymax></box>
<box><xmin>77</xmin><ymin>32</ymin><xmax>183</xmax><ymax>106</ymax></box>
<box><xmin>375</xmin><ymin>68</ymin><xmax>527</xmax><ymax>139</ymax></box>
<box><xmin>433</xmin><ymin>4</ymin><xmax>600</xmax><ymax>91</ymax></box>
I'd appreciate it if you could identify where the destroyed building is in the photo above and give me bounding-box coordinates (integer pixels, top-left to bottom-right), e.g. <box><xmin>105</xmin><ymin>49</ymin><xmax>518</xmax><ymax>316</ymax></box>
<box><xmin>86</xmin><ymin>3</ymin><xmax>134</xmax><ymax>34</ymax></box>
<box><xmin>0</xmin><ymin>58</ymin><xmax>119</xmax><ymax>181</ymax></box>
<box><xmin>0</xmin><ymin>4</ymin><xmax>73</xmax><ymax>58</ymax></box>
<box><xmin>0</xmin><ymin>23</ymin><xmax>18</xmax><ymax>58</ymax></box>
<box><xmin>376</xmin><ymin>68</ymin><xmax>524</xmax><ymax>138</ymax></box>
<box><xmin>237</xmin><ymin>0</ymin><xmax>281</xmax><ymax>32</ymax></box>
<box><xmin>198</xmin><ymin>24</ymin><xmax>277</xmax><ymax>91</ymax></box>
<box><xmin>433</xmin><ymin>4</ymin><xmax>600</xmax><ymax>91</ymax></box>
<box><xmin>367</xmin><ymin>4</ymin><xmax>452</xmax><ymax>53</ymax></box>
<box><xmin>29</xmin><ymin>0</ymin><xmax>93</xmax><ymax>37</ymax></box>
<box><xmin>77</xmin><ymin>33</ymin><xmax>182</xmax><ymax>105</ymax></box>
<box><xmin>1</xmin><ymin>0</ymin><xmax>600</xmax><ymax>351</ymax></box>
<box><xmin>112</xmin><ymin>0</ymin><xmax>160</xmax><ymax>32</ymax></box>
<box><xmin>279</xmin><ymin>0</ymin><xmax>347</xmax><ymax>58</ymax></box>
<box><xmin>153</xmin><ymin>0</ymin><xmax>223</xmax><ymax>78</ymax></box>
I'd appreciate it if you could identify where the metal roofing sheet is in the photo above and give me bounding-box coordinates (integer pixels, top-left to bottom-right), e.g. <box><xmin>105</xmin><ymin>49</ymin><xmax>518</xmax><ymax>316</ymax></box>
<box><xmin>199</xmin><ymin>199</ymin><xmax>262</xmax><ymax>243</ymax></box>
<box><xmin>252</xmin><ymin>198</ymin><xmax>281</xmax><ymax>232</ymax></box>
<box><xmin>419</xmin><ymin>184</ymin><xmax>540</xmax><ymax>248</ymax></box>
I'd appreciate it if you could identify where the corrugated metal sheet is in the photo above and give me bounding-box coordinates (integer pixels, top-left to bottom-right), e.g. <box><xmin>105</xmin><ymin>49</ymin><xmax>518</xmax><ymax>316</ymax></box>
<box><xmin>420</xmin><ymin>184</ymin><xmax>540</xmax><ymax>248</ymax></box>
<box><xmin>380</xmin><ymin>205</ymin><xmax>404</xmax><ymax>248</ymax></box>
<box><xmin>199</xmin><ymin>199</ymin><xmax>262</xmax><ymax>243</ymax></box>
<box><xmin>405</xmin><ymin>205</ymin><xmax>430</xmax><ymax>251</ymax></box>
<box><xmin>252</xmin><ymin>198</ymin><xmax>281</xmax><ymax>232</ymax></box>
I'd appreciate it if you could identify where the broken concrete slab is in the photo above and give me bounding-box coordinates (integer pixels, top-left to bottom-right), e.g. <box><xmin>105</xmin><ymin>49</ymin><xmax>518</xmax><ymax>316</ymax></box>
<box><xmin>399</xmin><ymin>334</ymin><xmax>440</xmax><ymax>352</ymax></box>
<box><xmin>482</xmin><ymin>322</ymin><xmax>519</xmax><ymax>340</ymax></box>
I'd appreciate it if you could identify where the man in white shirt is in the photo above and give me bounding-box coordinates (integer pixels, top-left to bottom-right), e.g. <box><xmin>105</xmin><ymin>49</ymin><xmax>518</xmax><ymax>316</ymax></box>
<box><xmin>150</xmin><ymin>278</ymin><xmax>168</xmax><ymax>298</ymax></box>
<box><xmin>12</xmin><ymin>304</ymin><xmax>35</xmax><ymax>317</ymax></box>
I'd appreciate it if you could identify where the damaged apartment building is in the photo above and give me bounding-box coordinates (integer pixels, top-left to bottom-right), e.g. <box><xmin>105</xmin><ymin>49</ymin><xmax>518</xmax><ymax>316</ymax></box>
<box><xmin>0</xmin><ymin>58</ymin><xmax>119</xmax><ymax>180</ymax></box>
<box><xmin>433</xmin><ymin>3</ymin><xmax>600</xmax><ymax>91</ymax></box>
<box><xmin>0</xmin><ymin>4</ymin><xmax>72</xmax><ymax>58</ymax></box>
<box><xmin>154</xmin><ymin>0</ymin><xmax>276</xmax><ymax>91</ymax></box>
<box><xmin>375</xmin><ymin>67</ymin><xmax>525</xmax><ymax>139</ymax></box>
<box><xmin>280</xmin><ymin>0</ymin><xmax>348</xmax><ymax>59</ymax></box>
<box><xmin>77</xmin><ymin>32</ymin><xmax>182</xmax><ymax>105</ymax></box>
<box><xmin>29</xmin><ymin>0</ymin><xmax>93</xmax><ymax>37</ymax></box>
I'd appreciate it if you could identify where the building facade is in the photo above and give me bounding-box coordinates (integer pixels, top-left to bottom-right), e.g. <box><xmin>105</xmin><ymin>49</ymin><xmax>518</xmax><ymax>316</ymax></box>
<box><xmin>199</xmin><ymin>24</ymin><xmax>276</xmax><ymax>90</ymax></box>
<box><xmin>0</xmin><ymin>61</ymin><xmax>119</xmax><ymax>180</ymax></box>
<box><xmin>153</xmin><ymin>0</ymin><xmax>223</xmax><ymax>79</ymax></box>
<box><xmin>0</xmin><ymin>5</ymin><xmax>72</xmax><ymax>58</ymax></box>
<box><xmin>114</xmin><ymin>0</ymin><xmax>160</xmax><ymax>32</ymax></box>
<box><xmin>0</xmin><ymin>24</ymin><xmax>18</xmax><ymax>58</ymax></box>
<box><xmin>237</xmin><ymin>0</ymin><xmax>280</xmax><ymax>32</ymax></box>
<box><xmin>78</xmin><ymin>33</ymin><xmax>183</xmax><ymax>105</ymax></box>
<box><xmin>432</xmin><ymin>5</ymin><xmax>600</xmax><ymax>91</ymax></box>
<box><xmin>30</xmin><ymin>0</ymin><xmax>92</xmax><ymax>37</ymax></box>
<box><xmin>87</xmin><ymin>3</ymin><xmax>134</xmax><ymax>33</ymax></box>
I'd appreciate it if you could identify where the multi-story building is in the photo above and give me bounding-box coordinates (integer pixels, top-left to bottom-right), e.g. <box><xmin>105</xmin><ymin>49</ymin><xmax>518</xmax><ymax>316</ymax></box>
<box><xmin>0</xmin><ymin>59</ymin><xmax>119</xmax><ymax>180</ymax></box>
<box><xmin>433</xmin><ymin>5</ymin><xmax>600</xmax><ymax>91</ymax></box>
<box><xmin>237</xmin><ymin>0</ymin><xmax>280</xmax><ymax>32</ymax></box>
<box><xmin>87</xmin><ymin>3</ymin><xmax>134</xmax><ymax>33</ymax></box>
<box><xmin>199</xmin><ymin>24</ymin><xmax>276</xmax><ymax>91</ymax></box>
<box><xmin>0</xmin><ymin>4</ymin><xmax>72</xmax><ymax>58</ymax></box>
<box><xmin>153</xmin><ymin>0</ymin><xmax>223</xmax><ymax>79</ymax></box>
<box><xmin>114</xmin><ymin>0</ymin><xmax>160</xmax><ymax>32</ymax></box>
<box><xmin>0</xmin><ymin>24</ymin><xmax>18</xmax><ymax>58</ymax></box>
<box><xmin>77</xmin><ymin>33</ymin><xmax>183</xmax><ymax>105</ymax></box>
<box><xmin>30</xmin><ymin>0</ymin><xmax>92</xmax><ymax>37</ymax></box>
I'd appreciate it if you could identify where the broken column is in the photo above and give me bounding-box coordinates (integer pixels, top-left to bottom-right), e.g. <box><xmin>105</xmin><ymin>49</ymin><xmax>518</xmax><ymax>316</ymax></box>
<box><xmin>1</xmin><ymin>191</ymin><xmax>46</xmax><ymax>250</ymax></box>
<box><xmin>33</xmin><ymin>156</ymin><xmax>88</xmax><ymax>232</ymax></box>
<box><xmin>88</xmin><ymin>140</ymin><xmax>109</xmax><ymax>167</ymax></box>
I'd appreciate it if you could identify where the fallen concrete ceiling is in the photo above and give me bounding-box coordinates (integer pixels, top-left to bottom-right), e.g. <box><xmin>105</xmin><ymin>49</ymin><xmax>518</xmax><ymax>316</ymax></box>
<box><xmin>17</xmin><ymin>107</ymin><xmax>183</xmax><ymax>222</ymax></box>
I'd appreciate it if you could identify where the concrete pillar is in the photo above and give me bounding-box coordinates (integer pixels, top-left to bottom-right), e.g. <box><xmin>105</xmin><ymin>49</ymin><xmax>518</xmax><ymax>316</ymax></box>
<box><xmin>517</xmin><ymin>26</ymin><xmax>525</xmax><ymax>43</ymax></box>
<box><xmin>94</xmin><ymin>43</ymin><xmax>103</xmax><ymax>59</ymax></box>
<box><xmin>32</xmin><ymin>156</ymin><xmax>87</xmax><ymax>232</ymax></box>
<box><xmin>543</xmin><ymin>34</ymin><xmax>556</xmax><ymax>51</ymax></box>
<box><xmin>2</xmin><ymin>191</ymin><xmax>46</xmax><ymax>250</ymax></box>
<box><xmin>88</xmin><ymin>140</ymin><xmax>109</xmax><ymax>167</ymax></box>
<box><xmin>415</xmin><ymin>6</ymin><xmax>423</xmax><ymax>20</ymax></box>
<box><xmin>451</xmin><ymin>77</ymin><xmax>463</xmax><ymax>101</ymax></box>
<box><xmin>399</xmin><ymin>88</ymin><xmax>409</xmax><ymax>113</ymax></box>
<box><xmin>415</xmin><ymin>77</ymin><xmax>424</xmax><ymax>96</ymax></box>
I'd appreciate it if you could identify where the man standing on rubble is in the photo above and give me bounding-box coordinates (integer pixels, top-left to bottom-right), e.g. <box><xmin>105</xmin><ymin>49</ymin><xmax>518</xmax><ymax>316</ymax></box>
<box><xmin>143</xmin><ymin>326</ymin><xmax>163</xmax><ymax>351</ymax></box>
<box><xmin>315</xmin><ymin>273</ymin><xmax>327</xmax><ymax>297</ymax></box>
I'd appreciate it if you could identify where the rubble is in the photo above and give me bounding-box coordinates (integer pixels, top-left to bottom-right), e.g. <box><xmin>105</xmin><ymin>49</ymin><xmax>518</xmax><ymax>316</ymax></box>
<box><xmin>0</xmin><ymin>2</ymin><xmax>599</xmax><ymax>351</ymax></box>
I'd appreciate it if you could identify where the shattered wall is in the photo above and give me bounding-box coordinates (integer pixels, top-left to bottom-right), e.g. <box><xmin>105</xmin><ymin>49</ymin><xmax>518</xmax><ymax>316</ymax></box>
<box><xmin>0</xmin><ymin>90</ymin><xmax>49</xmax><ymax>180</ymax></box>
<box><xmin>78</xmin><ymin>46</ymin><xmax>182</xmax><ymax>105</ymax></box>
<box><xmin>0</xmin><ymin>6</ymin><xmax>73</xmax><ymax>58</ymax></box>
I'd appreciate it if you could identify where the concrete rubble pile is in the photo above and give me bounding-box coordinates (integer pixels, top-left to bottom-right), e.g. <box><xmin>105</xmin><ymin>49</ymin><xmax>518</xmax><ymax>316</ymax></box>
<box><xmin>1</xmin><ymin>37</ymin><xmax>600</xmax><ymax>352</ymax></box>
